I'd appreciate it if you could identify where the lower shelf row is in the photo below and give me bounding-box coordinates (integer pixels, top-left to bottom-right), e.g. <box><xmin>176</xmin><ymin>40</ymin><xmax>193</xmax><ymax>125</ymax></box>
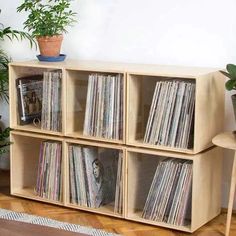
<box><xmin>10</xmin><ymin>131</ymin><xmax>222</xmax><ymax>232</ymax></box>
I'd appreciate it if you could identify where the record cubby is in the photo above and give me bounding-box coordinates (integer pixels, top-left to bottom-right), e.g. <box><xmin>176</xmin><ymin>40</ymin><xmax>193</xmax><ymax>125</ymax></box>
<box><xmin>64</xmin><ymin>138</ymin><xmax>124</xmax><ymax>218</ymax></box>
<box><xmin>9</xmin><ymin>63</ymin><xmax>64</xmax><ymax>136</ymax></box>
<box><xmin>10</xmin><ymin>131</ymin><xmax>64</xmax><ymax>206</ymax></box>
<box><xmin>126</xmin><ymin>146</ymin><xmax>222</xmax><ymax>232</ymax></box>
<box><xmin>65</xmin><ymin>68</ymin><xmax>126</xmax><ymax>144</ymax></box>
<box><xmin>9</xmin><ymin>60</ymin><xmax>225</xmax><ymax>232</ymax></box>
<box><xmin>126</xmin><ymin>71</ymin><xmax>225</xmax><ymax>154</ymax></box>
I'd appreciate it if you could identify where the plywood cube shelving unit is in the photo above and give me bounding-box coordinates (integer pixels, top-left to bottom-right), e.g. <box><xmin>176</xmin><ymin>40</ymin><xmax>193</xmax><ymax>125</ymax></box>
<box><xmin>9</xmin><ymin>60</ymin><xmax>225</xmax><ymax>232</ymax></box>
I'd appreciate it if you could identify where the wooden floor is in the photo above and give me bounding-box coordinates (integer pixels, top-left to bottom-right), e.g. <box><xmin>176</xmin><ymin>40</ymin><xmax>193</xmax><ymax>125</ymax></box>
<box><xmin>0</xmin><ymin>218</ymin><xmax>88</xmax><ymax>236</ymax></box>
<box><xmin>0</xmin><ymin>170</ymin><xmax>235</xmax><ymax>236</ymax></box>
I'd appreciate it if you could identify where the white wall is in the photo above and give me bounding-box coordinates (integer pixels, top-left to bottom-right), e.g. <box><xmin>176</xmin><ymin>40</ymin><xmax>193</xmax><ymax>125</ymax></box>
<box><xmin>1</xmin><ymin>0</ymin><xmax>236</xmax><ymax>208</ymax></box>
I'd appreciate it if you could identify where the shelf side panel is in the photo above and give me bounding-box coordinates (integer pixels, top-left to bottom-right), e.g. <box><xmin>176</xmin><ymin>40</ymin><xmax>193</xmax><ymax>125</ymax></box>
<box><xmin>191</xmin><ymin>147</ymin><xmax>222</xmax><ymax>231</ymax></box>
<box><xmin>194</xmin><ymin>72</ymin><xmax>225</xmax><ymax>153</ymax></box>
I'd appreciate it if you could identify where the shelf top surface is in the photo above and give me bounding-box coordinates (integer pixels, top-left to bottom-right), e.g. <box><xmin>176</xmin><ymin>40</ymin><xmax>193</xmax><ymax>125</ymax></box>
<box><xmin>10</xmin><ymin>59</ymin><xmax>221</xmax><ymax>78</ymax></box>
<box><xmin>212</xmin><ymin>132</ymin><xmax>236</xmax><ymax>150</ymax></box>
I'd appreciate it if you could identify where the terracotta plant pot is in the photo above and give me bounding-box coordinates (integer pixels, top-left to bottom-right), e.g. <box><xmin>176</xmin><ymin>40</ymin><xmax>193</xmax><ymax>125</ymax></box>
<box><xmin>36</xmin><ymin>35</ymin><xmax>63</xmax><ymax>57</ymax></box>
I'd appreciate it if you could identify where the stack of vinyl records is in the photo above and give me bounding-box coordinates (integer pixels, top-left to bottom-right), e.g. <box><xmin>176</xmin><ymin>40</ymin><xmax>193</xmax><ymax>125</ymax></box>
<box><xmin>35</xmin><ymin>141</ymin><xmax>62</xmax><ymax>201</ymax></box>
<box><xmin>69</xmin><ymin>145</ymin><xmax>123</xmax><ymax>213</ymax></box>
<box><xmin>41</xmin><ymin>71</ymin><xmax>62</xmax><ymax>132</ymax></box>
<box><xmin>142</xmin><ymin>158</ymin><xmax>192</xmax><ymax>226</ymax></box>
<box><xmin>83</xmin><ymin>73</ymin><xmax>123</xmax><ymax>140</ymax></box>
<box><xmin>114</xmin><ymin>152</ymin><xmax>123</xmax><ymax>214</ymax></box>
<box><xmin>144</xmin><ymin>80</ymin><xmax>195</xmax><ymax>149</ymax></box>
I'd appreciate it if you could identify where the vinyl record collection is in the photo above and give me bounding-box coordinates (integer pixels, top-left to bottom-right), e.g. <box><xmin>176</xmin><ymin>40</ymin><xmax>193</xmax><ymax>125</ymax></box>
<box><xmin>35</xmin><ymin>141</ymin><xmax>62</xmax><ymax>201</ymax></box>
<box><xmin>83</xmin><ymin>73</ymin><xmax>123</xmax><ymax>140</ymax></box>
<box><xmin>142</xmin><ymin>158</ymin><xmax>192</xmax><ymax>226</ymax></box>
<box><xmin>144</xmin><ymin>80</ymin><xmax>195</xmax><ymax>149</ymax></box>
<box><xmin>69</xmin><ymin>145</ymin><xmax>123</xmax><ymax>214</ymax></box>
<box><xmin>16</xmin><ymin>71</ymin><xmax>62</xmax><ymax>132</ymax></box>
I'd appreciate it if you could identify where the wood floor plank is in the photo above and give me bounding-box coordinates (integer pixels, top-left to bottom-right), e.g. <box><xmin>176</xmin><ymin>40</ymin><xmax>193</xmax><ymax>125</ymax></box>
<box><xmin>0</xmin><ymin>218</ymin><xmax>88</xmax><ymax>236</ymax></box>
<box><xmin>0</xmin><ymin>170</ymin><xmax>234</xmax><ymax>235</ymax></box>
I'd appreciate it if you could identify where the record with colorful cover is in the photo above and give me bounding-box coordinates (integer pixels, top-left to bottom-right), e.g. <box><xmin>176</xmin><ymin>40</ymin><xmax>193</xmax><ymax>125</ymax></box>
<box><xmin>16</xmin><ymin>75</ymin><xmax>43</xmax><ymax>125</ymax></box>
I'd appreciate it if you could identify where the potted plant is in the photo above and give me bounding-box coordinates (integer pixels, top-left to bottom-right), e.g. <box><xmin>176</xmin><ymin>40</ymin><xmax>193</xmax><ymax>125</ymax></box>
<box><xmin>17</xmin><ymin>0</ymin><xmax>77</xmax><ymax>58</ymax></box>
<box><xmin>0</xmin><ymin>10</ymin><xmax>34</xmax><ymax>169</ymax></box>
<box><xmin>0</xmin><ymin>13</ymin><xmax>34</xmax><ymax>103</ymax></box>
<box><xmin>220</xmin><ymin>64</ymin><xmax>236</xmax><ymax>120</ymax></box>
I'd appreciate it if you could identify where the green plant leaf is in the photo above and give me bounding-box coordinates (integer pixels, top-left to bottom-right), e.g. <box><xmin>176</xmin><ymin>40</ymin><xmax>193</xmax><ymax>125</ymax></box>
<box><xmin>1</xmin><ymin>27</ymin><xmax>36</xmax><ymax>48</ymax></box>
<box><xmin>0</xmin><ymin>127</ymin><xmax>11</xmax><ymax>141</ymax></box>
<box><xmin>0</xmin><ymin>49</ymin><xmax>10</xmax><ymax>103</ymax></box>
<box><xmin>220</xmin><ymin>70</ymin><xmax>233</xmax><ymax>79</ymax></box>
<box><xmin>225</xmin><ymin>79</ymin><xmax>236</xmax><ymax>91</ymax></box>
<box><xmin>227</xmin><ymin>64</ymin><xmax>236</xmax><ymax>79</ymax></box>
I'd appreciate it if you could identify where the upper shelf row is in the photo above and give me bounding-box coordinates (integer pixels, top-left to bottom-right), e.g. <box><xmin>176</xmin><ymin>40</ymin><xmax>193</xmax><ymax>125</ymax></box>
<box><xmin>9</xmin><ymin>60</ymin><xmax>225</xmax><ymax>154</ymax></box>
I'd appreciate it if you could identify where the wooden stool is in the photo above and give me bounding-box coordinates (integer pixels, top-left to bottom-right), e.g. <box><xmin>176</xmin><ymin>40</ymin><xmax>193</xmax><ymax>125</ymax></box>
<box><xmin>212</xmin><ymin>132</ymin><xmax>236</xmax><ymax>236</ymax></box>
